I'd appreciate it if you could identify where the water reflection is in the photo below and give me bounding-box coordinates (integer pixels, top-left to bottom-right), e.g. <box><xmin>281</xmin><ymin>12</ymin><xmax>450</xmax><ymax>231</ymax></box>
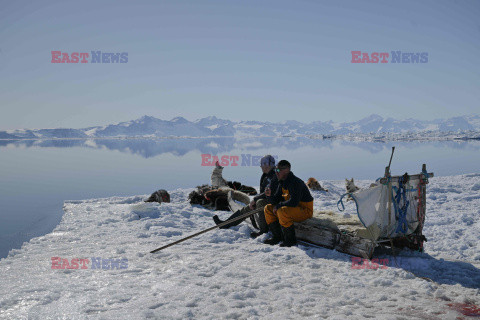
<box><xmin>1</xmin><ymin>137</ymin><xmax>479</xmax><ymax>158</ymax></box>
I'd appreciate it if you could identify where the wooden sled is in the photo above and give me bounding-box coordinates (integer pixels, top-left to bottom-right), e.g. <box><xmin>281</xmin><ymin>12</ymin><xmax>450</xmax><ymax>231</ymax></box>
<box><xmin>228</xmin><ymin>164</ymin><xmax>433</xmax><ymax>260</ymax></box>
<box><xmin>295</xmin><ymin>213</ymin><xmax>376</xmax><ymax>259</ymax></box>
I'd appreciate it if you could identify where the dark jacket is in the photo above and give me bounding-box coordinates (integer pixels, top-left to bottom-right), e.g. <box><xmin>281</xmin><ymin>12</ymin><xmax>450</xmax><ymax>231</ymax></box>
<box><xmin>272</xmin><ymin>171</ymin><xmax>313</xmax><ymax>209</ymax></box>
<box><xmin>253</xmin><ymin>168</ymin><xmax>277</xmax><ymax>203</ymax></box>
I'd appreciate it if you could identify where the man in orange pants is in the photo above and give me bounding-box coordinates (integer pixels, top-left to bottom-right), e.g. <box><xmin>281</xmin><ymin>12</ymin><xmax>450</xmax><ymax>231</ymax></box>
<box><xmin>264</xmin><ymin>160</ymin><xmax>313</xmax><ymax>247</ymax></box>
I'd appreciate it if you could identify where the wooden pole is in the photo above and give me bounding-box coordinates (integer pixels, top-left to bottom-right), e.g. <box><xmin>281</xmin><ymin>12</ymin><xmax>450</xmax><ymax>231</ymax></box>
<box><xmin>386</xmin><ymin>147</ymin><xmax>395</xmax><ymax>229</ymax></box>
<box><xmin>388</xmin><ymin>146</ymin><xmax>395</xmax><ymax>169</ymax></box>
<box><xmin>421</xmin><ymin>164</ymin><xmax>428</xmax><ymax>229</ymax></box>
<box><xmin>150</xmin><ymin>207</ymin><xmax>264</xmax><ymax>253</ymax></box>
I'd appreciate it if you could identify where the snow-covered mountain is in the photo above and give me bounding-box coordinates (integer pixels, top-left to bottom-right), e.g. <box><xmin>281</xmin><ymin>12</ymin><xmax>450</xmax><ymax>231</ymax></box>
<box><xmin>84</xmin><ymin>116</ymin><xmax>213</xmax><ymax>137</ymax></box>
<box><xmin>2</xmin><ymin>114</ymin><xmax>480</xmax><ymax>139</ymax></box>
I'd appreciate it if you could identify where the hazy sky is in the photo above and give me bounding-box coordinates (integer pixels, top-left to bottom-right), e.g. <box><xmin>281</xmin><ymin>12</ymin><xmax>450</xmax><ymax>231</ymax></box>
<box><xmin>1</xmin><ymin>0</ymin><xmax>479</xmax><ymax>130</ymax></box>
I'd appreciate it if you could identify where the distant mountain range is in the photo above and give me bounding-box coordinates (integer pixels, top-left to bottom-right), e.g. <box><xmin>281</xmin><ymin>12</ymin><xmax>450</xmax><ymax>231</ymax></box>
<box><xmin>2</xmin><ymin>114</ymin><xmax>480</xmax><ymax>139</ymax></box>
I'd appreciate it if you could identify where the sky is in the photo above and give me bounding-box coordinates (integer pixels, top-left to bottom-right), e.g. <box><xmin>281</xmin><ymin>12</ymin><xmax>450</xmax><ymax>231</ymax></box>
<box><xmin>0</xmin><ymin>0</ymin><xmax>479</xmax><ymax>130</ymax></box>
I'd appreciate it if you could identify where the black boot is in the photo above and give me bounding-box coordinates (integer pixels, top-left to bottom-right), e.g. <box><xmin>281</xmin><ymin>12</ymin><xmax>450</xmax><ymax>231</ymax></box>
<box><xmin>250</xmin><ymin>224</ymin><xmax>269</xmax><ymax>239</ymax></box>
<box><xmin>213</xmin><ymin>209</ymin><xmax>246</xmax><ymax>229</ymax></box>
<box><xmin>279</xmin><ymin>225</ymin><xmax>297</xmax><ymax>247</ymax></box>
<box><xmin>263</xmin><ymin>221</ymin><xmax>282</xmax><ymax>245</ymax></box>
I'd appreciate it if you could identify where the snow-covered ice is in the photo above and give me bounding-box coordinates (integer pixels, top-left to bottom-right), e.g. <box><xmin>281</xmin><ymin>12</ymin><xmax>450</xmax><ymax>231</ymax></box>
<box><xmin>1</xmin><ymin>175</ymin><xmax>479</xmax><ymax>319</ymax></box>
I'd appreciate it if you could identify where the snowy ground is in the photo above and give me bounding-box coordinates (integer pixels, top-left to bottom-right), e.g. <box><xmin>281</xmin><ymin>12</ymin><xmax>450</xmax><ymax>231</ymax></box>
<box><xmin>1</xmin><ymin>174</ymin><xmax>479</xmax><ymax>319</ymax></box>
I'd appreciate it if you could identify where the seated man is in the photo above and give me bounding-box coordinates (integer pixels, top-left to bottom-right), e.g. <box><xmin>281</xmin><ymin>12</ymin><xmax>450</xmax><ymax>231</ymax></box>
<box><xmin>213</xmin><ymin>155</ymin><xmax>278</xmax><ymax>238</ymax></box>
<box><xmin>264</xmin><ymin>160</ymin><xmax>313</xmax><ymax>247</ymax></box>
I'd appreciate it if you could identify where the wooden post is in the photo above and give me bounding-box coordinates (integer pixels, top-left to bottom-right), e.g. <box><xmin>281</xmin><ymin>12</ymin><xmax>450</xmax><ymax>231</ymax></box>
<box><xmin>386</xmin><ymin>166</ymin><xmax>392</xmax><ymax>228</ymax></box>
<box><xmin>420</xmin><ymin>164</ymin><xmax>427</xmax><ymax>229</ymax></box>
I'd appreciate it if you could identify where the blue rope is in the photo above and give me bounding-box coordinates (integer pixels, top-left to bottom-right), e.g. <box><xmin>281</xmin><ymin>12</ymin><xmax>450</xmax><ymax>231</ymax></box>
<box><xmin>393</xmin><ymin>176</ymin><xmax>410</xmax><ymax>234</ymax></box>
<box><xmin>338</xmin><ymin>175</ymin><xmax>420</xmax><ymax>235</ymax></box>
<box><xmin>337</xmin><ymin>193</ymin><xmax>368</xmax><ymax>228</ymax></box>
<box><xmin>337</xmin><ymin>193</ymin><xmax>351</xmax><ymax>212</ymax></box>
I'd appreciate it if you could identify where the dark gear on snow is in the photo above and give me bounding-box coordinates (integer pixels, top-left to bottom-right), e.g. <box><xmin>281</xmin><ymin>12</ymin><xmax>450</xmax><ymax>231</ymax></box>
<box><xmin>212</xmin><ymin>199</ymin><xmax>268</xmax><ymax>232</ymax></box>
<box><xmin>263</xmin><ymin>221</ymin><xmax>282</xmax><ymax>245</ymax></box>
<box><xmin>213</xmin><ymin>209</ymin><xmax>245</xmax><ymax>229</ymax></box>
<box><xmin>145</xmin><ymin>189</ymin><xmax>170</xmax><ymax>203</ymax></box>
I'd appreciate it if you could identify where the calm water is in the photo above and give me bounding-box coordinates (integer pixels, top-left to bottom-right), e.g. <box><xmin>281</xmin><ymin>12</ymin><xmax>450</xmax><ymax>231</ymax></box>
<box><xmin>0</xmin><ymin>137</ymin><xmax>479</xmax><ymax>258</ymax></box>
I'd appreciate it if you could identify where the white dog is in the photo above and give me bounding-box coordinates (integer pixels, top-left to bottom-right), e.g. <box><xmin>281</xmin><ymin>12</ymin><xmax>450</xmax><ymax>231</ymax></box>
<box><xmin>345</xmin><ymin>178</ymin><xmax>360</xmax><ymax>201</ymax></box>
<box><xmin>345</xmin><ymin>178</ymin><xmax>379</xmax><ymax>201</ymax></box>
<box><xmin>211</xmin><ymin>161</ymin><xmax>229</xmax><ymax>188</ymax></box>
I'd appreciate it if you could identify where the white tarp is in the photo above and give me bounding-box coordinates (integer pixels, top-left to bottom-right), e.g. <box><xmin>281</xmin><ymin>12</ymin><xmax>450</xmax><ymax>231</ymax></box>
<box><xmin>350</xmin><ymin>178</ymin><xmax>420</xmax><ymax>240</ymax></box>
